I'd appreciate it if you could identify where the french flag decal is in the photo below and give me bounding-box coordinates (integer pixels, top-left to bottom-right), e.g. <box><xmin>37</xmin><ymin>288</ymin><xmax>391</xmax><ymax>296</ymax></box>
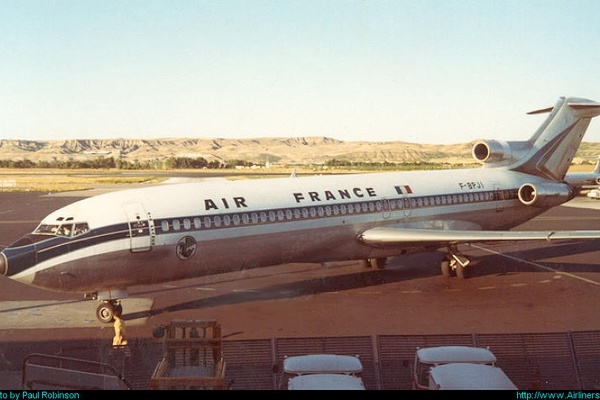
<box><xmin>395</xmin><ymin>185</ymin><xmax>413</xmax><ymax>195</ymax></box>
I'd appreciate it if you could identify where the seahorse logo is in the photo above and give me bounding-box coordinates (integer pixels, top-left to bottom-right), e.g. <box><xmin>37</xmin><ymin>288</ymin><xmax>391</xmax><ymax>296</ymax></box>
<box><xmin>176</xmin><ymin>236</ymin><xmax>197</xmax><ymax>260</ymax></box>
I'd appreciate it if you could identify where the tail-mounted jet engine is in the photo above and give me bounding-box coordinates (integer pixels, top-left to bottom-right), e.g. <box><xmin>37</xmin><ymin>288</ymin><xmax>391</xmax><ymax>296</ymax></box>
<box><xmin>518</xmin><ymin>182</ymin><xmax>574</xmax><ymax>207</ymax></box>
<box><xmin>472</xmin><ymin>140</ymin><xmax>531</xmax><ymax>167</ymax></box>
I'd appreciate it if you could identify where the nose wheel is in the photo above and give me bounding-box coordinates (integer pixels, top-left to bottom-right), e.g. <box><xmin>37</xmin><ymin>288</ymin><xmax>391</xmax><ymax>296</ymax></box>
<box><xmin>96</xmin><ymin>300</ymin><xmax>123</xmax><ymax>323</ymax></box>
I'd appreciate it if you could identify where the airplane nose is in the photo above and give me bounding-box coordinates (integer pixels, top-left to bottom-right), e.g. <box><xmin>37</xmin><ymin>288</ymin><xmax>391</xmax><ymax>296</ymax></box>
<box><xmin>0</xmin><ymin>252</ymin><xmax>6</xmax><ymax>276</ymax></box>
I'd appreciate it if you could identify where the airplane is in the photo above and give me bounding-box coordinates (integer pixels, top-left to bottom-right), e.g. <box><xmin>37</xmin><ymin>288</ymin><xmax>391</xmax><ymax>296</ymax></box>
<box><xmin>564</xmin><ymin>155</ymin><xmax>600</xmax><ymax>190</ymax></box>
<box><xmin>2</xmin><ymin>95</ymin><xmax>600</xmax><ymax>324</ymax></box>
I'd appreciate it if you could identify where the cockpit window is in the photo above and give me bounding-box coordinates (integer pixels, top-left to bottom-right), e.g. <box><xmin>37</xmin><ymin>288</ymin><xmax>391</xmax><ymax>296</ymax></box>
<box><xmin>34</xmin><ymin>224</ymin><xmax>60</xmax><ymax>235</ymax></box>
<box><xmin>34</xmin><ymin>222</ymin><xmax>89</xmax><ymax>237</ymax></box>
<box><xmin>56</xmin><ymin>224</ymin><xmax>73</xmax><ymax>237</ymax></box>
<box><xmin>73</xmin><ymin>223</ymin><xmax>89</xmax><ymax>236</ymax></box>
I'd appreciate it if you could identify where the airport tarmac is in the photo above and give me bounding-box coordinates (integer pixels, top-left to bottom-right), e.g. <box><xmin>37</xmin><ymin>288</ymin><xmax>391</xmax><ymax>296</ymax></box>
<box><xmin>2</xmin><ymin>188</ymin><xmax>600</xmax><ymax>346</ymax></box>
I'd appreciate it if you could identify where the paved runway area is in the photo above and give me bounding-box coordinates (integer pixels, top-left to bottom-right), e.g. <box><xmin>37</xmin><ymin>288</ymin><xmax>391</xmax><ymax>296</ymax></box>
<box><xmin>0</xmin><ymin>298</ymin><xmax>152</xmax><ymax>329</ymax></box>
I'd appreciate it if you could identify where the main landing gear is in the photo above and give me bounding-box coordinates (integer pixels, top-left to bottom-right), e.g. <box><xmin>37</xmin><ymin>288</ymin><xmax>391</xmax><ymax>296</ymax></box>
<box><xmin>361</xmin><ymin>257</ymin><xmax>387</xmax><ymax>269</ymax></box>
<box><xmin>441</xmin><ymin>245</ymin><xmax>471</xmax><ymax>279</ymax></box>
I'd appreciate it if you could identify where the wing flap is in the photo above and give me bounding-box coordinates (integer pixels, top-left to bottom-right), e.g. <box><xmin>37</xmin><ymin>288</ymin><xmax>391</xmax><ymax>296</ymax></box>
<box><xmin>358</xmin><ymin>226</ymin><xmax>600</xmax><ymax>247</ymax></box>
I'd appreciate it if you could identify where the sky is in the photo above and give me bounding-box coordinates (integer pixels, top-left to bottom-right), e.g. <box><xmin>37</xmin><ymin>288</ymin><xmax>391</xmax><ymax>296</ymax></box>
<box><xmin>1</xmin><ymin>0</ymin><xmax>600</xmax><ymax>145</ymax></box>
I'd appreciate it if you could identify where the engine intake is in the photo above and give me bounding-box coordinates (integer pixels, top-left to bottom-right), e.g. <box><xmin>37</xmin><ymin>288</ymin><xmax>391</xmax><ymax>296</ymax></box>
<box><xmin>518</xmin><ymin>182</ymin><xmax>574</xmax><ymax>207</ymax></box>
<box><xmin>472</xmin><ymin>139</ymin><xmax>531</xmax><ymax>166</ymax></box>
<box><xmin>472</xmin><ymin>140</ymin><xmax>512</xmax><ymax>163</ymax></box>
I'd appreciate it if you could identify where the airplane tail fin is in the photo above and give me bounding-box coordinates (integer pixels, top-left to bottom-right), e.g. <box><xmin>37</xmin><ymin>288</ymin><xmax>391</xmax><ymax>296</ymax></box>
<box><xmin>472</xmin><ymin>97</ymin><xmax>600</xmax><ymax>181</ymax></box>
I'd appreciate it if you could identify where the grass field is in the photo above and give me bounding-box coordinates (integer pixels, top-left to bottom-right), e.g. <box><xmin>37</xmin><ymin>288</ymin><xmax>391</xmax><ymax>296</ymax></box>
<box><xmin>0</xmin><ymin>169</ymin><xmax>163</xmax><ymax>192</ymax></box>
<box><xmin>0</xmin><ymin>167</ymin><xmax>328</xmax><ymax>192</ymax></box>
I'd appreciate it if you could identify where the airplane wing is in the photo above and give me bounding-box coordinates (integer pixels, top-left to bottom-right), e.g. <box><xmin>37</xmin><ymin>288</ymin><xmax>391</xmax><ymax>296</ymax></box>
<box><xmin>358</xmin><ymin>226</ymin><xmax>600</xmax><ymax>248</ymax></box>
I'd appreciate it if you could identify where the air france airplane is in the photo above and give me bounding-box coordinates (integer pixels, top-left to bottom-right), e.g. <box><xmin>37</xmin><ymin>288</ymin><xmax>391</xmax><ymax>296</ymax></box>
<box><xmin>2</xmin><ymin>96</ymin><xmax>600</xmax><ymax>324</ymax></box>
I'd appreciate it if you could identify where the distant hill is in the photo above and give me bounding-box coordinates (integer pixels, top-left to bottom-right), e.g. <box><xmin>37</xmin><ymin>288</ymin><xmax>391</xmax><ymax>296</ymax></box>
<box><xmin>1</xmin><ymin>137</ymin><xmax>600</xmax><ymax>166</ymax></box>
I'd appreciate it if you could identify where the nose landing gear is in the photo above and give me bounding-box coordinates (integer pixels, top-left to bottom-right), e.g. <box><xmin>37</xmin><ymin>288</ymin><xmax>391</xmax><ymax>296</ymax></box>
<box><xmin>86</xmin><ymin>290</ymin><xmax>128</xmax><ymax>323</ymax></box>
<box><xmin>96</xmin><ymin>299</ymin><xmax>123</xmax><ymax>323</ymax></box>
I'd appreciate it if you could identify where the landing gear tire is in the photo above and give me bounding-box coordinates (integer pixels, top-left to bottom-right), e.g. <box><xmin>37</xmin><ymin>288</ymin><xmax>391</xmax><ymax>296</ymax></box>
<box><xmin>441</xmin><ymin>260</ymin><xmax>451</xmax><ymax>278</ymax></box>
<box><xmin>96</xmin><ymin>300</ymin><xmax>122</xmax><ymax>323</ymax></box>
<box><xmin>456</xmin><ymin>264</ymin><xmax>466</xmax><ymax>279</ymax></box>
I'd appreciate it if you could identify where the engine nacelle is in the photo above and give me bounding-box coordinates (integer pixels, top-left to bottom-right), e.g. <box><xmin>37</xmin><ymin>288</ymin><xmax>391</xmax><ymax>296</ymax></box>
<box><xmin>472</xmin><ymin>140</ymin><xmax>512</xmax><ymax>163</ymax></box>
<box><xmin>472</xmin><ymin>139</ymin><xmax>531</xmax><ymax>166</ymax></box>
<box><xmin>518</xmin><ymin>182</ymin><xmax>574</xmax><ymax>207</ymax></box>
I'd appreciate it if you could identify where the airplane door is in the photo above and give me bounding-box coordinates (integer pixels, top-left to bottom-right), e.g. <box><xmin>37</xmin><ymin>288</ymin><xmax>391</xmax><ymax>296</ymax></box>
<box><xmin>122</xmin><ymin>202</ymin><xmax>152</xmax><ymax>252</ymax></box>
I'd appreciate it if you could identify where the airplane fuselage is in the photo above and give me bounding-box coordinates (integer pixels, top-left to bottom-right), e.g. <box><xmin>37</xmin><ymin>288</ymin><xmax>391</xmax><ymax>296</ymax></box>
<box><xmin>0</xmin><ymin>166</ymin><xmax>568</xmax><ymax>294</ymax></box>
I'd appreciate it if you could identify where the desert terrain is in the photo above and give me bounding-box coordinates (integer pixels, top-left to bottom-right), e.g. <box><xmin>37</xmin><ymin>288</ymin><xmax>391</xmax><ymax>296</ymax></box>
<box><xmin>3</xmin><ymin>136</ymin><xmax>600</xmax><ymax>167</ymax></box>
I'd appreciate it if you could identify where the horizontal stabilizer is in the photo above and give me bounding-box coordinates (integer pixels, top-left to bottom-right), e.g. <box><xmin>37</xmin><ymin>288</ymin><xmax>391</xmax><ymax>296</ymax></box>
<box><xmin>526</xmin><ymin>106</ymin><xmax>554</xmax><ymax>115</ymax></box>
<box><xmin>571</xmin><ymin>103</ymin><xmax>600</xmax><ymax>110</ymax></box>
<box><xmin>527</xmin><ymin>99</ymin><xmax>600</xmax><ymax>115</ymax></box>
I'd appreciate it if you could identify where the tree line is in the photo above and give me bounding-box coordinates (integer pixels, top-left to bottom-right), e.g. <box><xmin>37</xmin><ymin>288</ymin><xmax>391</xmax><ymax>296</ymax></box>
<box><xmin>0</xmin><ymin>156</ymin><xmax>477</xmax><ymax>170</ymax></box>
<box><xmin>0</xmin><ymin>156</ymin><xmax>260</xmax><ymax>170</ymax></box>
